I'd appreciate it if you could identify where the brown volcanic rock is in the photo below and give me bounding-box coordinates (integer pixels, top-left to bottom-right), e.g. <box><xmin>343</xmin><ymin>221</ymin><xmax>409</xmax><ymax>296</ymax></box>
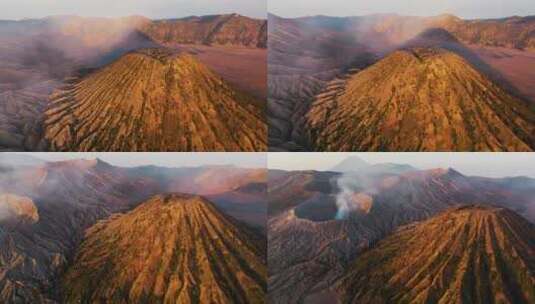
<box><xmin>43</xmin><ymin>48</ymin><xmax>267</xmax><ymax>151</ymax></box>
<box><xmin>0</xmin><ymin>156</ymin><xmax>267</xmax><ymax>303</ymax></box>
<box><xmin>140</xmin><ymin>14</ymin><xmax>267</xmax><ymax>48</ymax></box>
<box><xmin>62</xmin><ymin>193</ymin><xmax>266</xmax><ymax>304</ymax></box>
<box><xmin>438</xmin><ymin>15</ymin><xmax>535</xmax><ymax>51</ymax></box>
<box><xmin>267</xmin><ymin>14</ymin><xmax>535</xmax><ymax>151</ymax></box>
<box><xmin>341</xmin><ymin>14</ymin><xmax>535</xmax><ymax>51</ymax></box>
<box><xmin>267</xmin><ymin>168</ymin><xmax>535</xmax><ymax>303</ymax></box>
<box><xmin>305</xmin><ymin>47</ymin><xmax>535</xmax><ymax>151</ymax></box>
<box><xmin>0</xmin><ymin>159</ymin><xmax>159</xmax><ymax>303</ymax></box>
<box><xmin>336</xmin><ymin>205</ymin><xmax>535</xmax><ymax>304</ymax></box>
<box><xmin>300</xmin><ymin>14</ymin><xmax>535</xmax><ymax>51</ymax></box>
<box><xmin>0</xmin><ymin>193</ymin><xmax>38</xmax><ymax>225</ymax></box>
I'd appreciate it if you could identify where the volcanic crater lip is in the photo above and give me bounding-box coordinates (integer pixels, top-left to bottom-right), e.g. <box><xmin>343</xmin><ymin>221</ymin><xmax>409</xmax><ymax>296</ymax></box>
<box><xmin>293</xmin><ymin>193</ymin><xmax>340</xmax><ymax>223</ymax></box>
<box><xmin>128</xmin><ymin>47</ymin><xmax>179</xmax><ymax>62</ymax></box>
<box><xmin>156</xmin><ymin>192</ymin><xmax>205</xmax><ymax>203</ymax></box>
<box><xmin>450</xmin><ymin>203</ymin><xmax>504</xmax><ymax>212</ymax></box>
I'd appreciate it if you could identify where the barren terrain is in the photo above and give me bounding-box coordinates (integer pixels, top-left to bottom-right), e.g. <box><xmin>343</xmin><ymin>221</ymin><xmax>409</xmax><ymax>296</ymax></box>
<box><xmin>0</xmin><ymin>14</ymin><xmax>267</xmax><ymax>151</ymax></box>
<box><xmin>268</xmin><ymin>14</ymin><xmax>535</xmax><ymax>151</ymax></box>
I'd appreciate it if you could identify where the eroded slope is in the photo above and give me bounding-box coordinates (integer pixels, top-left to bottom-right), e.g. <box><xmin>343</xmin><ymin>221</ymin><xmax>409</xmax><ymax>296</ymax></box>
<box><xmin>62</xmin><ymin>193</ymin><xmax>266</xmax><ymax>304</ymax></box>
<box><xmin>305</xmin><ymin>48</ymin><xmax>535</xmax><ymax>151</ymax></box>
<box><xmin>336</xmin><ymin>206</ymin><xmax>535</xmax><ymax>304</ymax></box>
<box><xmin>43</xmin><ymin>48</ymin><xmax>267</xmax><ymax>151</ymax></box>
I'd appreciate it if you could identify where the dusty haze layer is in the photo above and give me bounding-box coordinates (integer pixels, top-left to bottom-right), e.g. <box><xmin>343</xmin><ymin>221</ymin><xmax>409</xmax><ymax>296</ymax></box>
<box><xmin>268</xmin><ymin>155</ymin><xmax>535</xmax><ymax>303</ymax></box>
<box><xmin>1</xmin><ymin>0</ymin><xmax>266</xmax><ymax>20</ymax></box>
<box><xmin>0</xmin><ymin>155</ymin><xmax>267</xmax><ymax>303</ymax></box>
<box><xmin>0</xmin><ymin>14</ymin><xmax>267</xmax><ymax>151</ymax></box>
<box><xmin>268</xmin><ymin>13</ymin><xmax>535</xmax><ymax>151</ymax></box>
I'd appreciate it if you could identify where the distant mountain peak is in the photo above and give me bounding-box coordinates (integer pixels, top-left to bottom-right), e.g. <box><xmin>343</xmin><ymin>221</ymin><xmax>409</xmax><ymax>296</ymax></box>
<box><xmin>331</xmin><ymin>157</ymin><xmax>418</xmax><ymax>175</ymax></box>
<box><xmin>402</xmin><ymin>167</ymin><xmax>466</xmax><ymax>181</ymax></box>
<box><xmin>435</xmin><ymin>13</ymin><xmax>461</xmax><ymax>21</ymax></box>
<box><xmin>330</xmin><ymin>156</ymin><xmax>369</xmax><ymax>172</ymax></box>
<box><xmin>141</xmin><ymin>14</ymin><xmax>267</xmax><ymax>48</ymax></box>
<box><xmin>94</xmin><ymin>158</ymin><xmax>113</xmax><ymax>169</ymax></box>
<box><xmin>61</xmin><ymin>193</ymin><xmax>266</xmax><ymax>303</ymax></box>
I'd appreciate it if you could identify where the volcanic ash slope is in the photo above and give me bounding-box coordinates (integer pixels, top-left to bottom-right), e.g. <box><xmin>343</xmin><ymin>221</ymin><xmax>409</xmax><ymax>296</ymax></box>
<box><xmin>336</xmin><ymin>205</ymin><xmax>535</xmax><ymax>304</ymax></box>
<box><xmin>62</xmin><ymin>193</ymin><xmax>267</xmax><ymax>304</ymax></box>
<box><xmin>44</xmin><ymin>48</ymin><xmax>267</xmax><ymax>152</ymax></box>
<box><xmin>305</xmin><ymin>48</ymin><xmax>535</xmax><ymax>152</ymax></box>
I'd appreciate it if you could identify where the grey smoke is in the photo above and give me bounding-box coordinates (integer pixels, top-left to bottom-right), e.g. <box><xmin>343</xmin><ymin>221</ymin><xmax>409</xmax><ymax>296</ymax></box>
<box><xmin>0</xmin><ymin>200</ymin><xmax>10</xmax><ymax>221</ymax></box>
<box><xmin>334</xmin><ymin>172</ymin><xmax>378</xmax><ymax>220</ymax></box>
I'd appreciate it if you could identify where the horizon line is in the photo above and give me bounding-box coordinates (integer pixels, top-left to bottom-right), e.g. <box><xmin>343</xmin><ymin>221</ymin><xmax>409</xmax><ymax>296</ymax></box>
<box><xmin>0</xmin><ymin>12</ymin><xmax>267</xmax><ymax>22</ymax></box>
<box><xmin>268</xmin><ymin>11</ymin><xmax>535</xmax><ymax>21</ymax></box>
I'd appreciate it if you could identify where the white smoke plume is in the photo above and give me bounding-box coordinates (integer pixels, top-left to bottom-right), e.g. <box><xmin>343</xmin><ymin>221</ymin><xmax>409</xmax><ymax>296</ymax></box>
<box><xmin>0</xmin><ymin>193</ymin><xmax>39</xmax><ymax>224</ymax></box>
<box><xmin>334</xmin><ymin>172</ymin><xmax>378</xmax><ymax>220</ymax></box>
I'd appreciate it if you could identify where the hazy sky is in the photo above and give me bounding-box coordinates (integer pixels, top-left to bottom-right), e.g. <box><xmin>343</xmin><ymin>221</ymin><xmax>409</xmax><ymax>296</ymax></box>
<box><xmin>269</xmin><ymin>0</ymin><xmax>535</xmax><ymax>19</ymax></box>
<box><xmin>5</xmin><ymin>152</ymin><xmax>535</xmax><ymax>177</ymax></box>
<box><xmin>1</xmin><ymin>0</ymin><xmax>266</xmax><ymax>20</ymax></box>
<box><xmin>12</xmin><ymin>153</ymin><xmax>266</xmax><ymax>169</ymax></box>
<box><xmin>268</xmin><ymin>153</ymin><xmax>535</xmax><ymax>178</ymax></box>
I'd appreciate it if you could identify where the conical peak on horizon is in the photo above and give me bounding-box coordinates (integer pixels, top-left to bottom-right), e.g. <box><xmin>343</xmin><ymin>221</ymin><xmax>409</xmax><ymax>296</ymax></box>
<box><xmin>267</xmin><ymin>154</ymin><xmax>535</xmax><ymax>178</ymax></box>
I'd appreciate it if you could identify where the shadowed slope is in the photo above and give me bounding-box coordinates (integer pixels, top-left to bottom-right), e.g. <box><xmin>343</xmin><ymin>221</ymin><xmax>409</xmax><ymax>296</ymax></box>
<box><xmin>267</xmin><ymin>14</ymin><xmax>535</xmax><ymax>151</ymax></box>
<box><xmin>0</xmin><ymin>158</ymin><xmax>266</xmax><ymax>303</ymax></box>
<box><xmin>208</xmin><ymin>182</ymin><xmax>268</xmax><ymax>229</ymax></box>
<box><xmin>305</xmin><ymin>48</ymin><xmax>535</xmax><ymax>151</ymax></box>
<box><xmin>336</xmin><ymin>206</ymin><xmax>535</xmax><ymax>304</ymax></box>
<box><xmin>267</xmin><ymin>14</ymin><xmax>377</xmax><ymax>151</ymax></box>
<box><xmin>0</xmin><ymin>159</ymin><xmax>159</xmax><ymax>303</ymax></box>
<box><xmin>402</xmin><ymin>28</ymin><xmax>531</xmax><ymax>102</ymax></box>
<box><xmin>43</xmin><ymin>48</ymin><xmax>266</xmax><ymax>151</ymax></box>
<box><xmin>62</xmin><ymin>193</ymin><xmax>266</xmax><ymax>304</ymax></box>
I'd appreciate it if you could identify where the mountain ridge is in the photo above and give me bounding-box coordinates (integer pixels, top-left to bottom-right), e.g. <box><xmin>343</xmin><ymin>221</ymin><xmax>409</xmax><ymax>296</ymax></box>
<box><xmin>0</xmin><ymin>156</ymin><xmax>267</xmax><ymax>303</ymax></box>
<box><xmin>62</xmin><ymin>193</ymin><xmax>267</xmax><ymax>304</ymax></box>
<box><xmin>304</xmin><ymin>46</ymin><xmax>535</xmax><ymax>151</ymax></box>
<box><xmin>43</xmin><ymin>48</ymin><xmax>267</xmax><ymax>151</ymax></box>
<box><xmin>267</xmin><ymin>13</ymin><xmax>535</xmax><ymax>151</ymax></box>
<box><xmin>335</xmin><ymin>205</ymin><xmax>535</xmax><ymax>304</ymax></box>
